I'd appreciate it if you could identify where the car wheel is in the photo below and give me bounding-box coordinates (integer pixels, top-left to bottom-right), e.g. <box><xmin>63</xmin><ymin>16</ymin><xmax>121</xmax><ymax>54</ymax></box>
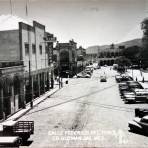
<box><xmin>129</xmin><ymin>126</ymin><xmax>135</xmax><ymax>132</ymax></box>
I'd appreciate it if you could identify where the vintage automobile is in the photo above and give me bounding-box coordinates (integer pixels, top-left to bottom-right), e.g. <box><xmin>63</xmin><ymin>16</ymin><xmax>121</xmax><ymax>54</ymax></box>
<box><xmin>134</xmin><ymin>89</ymin><xmax>148</xmax><ymax>96</ymax></box>
<box><xmin>115</xmin><ymin>74</ymin><xmax>133</xmax><ymax>83</ymax></box>
<box><xmin>119</xmin><ymin>81</ymin><xmax>143</xmax><ymax>95</ymax></box>
<box><xmin>126</xmin><ymin>81</ymin><xmax>143</xmax><ymax>90</ymax></box>
<box><xmin>123</xmin><ymin>89</ymin><xmax>148</xmax><ymax>104</ymax></box>
<box><xmin>1</xmin><ymin>120</ymin><xmax>34</xmax><ymax>142</ymax></box>
<box><xmin>77</xmin><ymin>72</ymin><xmax>91</xmax><ymax>78</ymax></box>
<box><xmin>85</xmin><ymin>66</ymin><xmax>94</xmax><ymax>73</ymax></box>
<box><xmin>135</xmin><ymin>108</ymin><xmax>148</xmax><ymax>118</ymax></box>
<box><xmin>119</xmin><ymin>85</ymin><xmax>130</xmax><ymax>97</ymax></box>
<box><xmin>123</xmin><ymin>90</ymin><xmax>148</xmax><ymax>104</ymax></box>
<box><xmin>115</xmin><ymin>75</ymin><xmax>122</xmax><ymax>83</ymax></box>
<box><xmin>118</xmin><ymin>82</ymin><xmax>127</xmax><ymax>89</ymax></box>
<box><xmin>134</xmin><ymin>89</ymin><xmax>148</xmax><ymax>102</ymax></box>
<box><xmin>100</xmin><ymin>75</ymin><xmax>107</xmax><ymax>82</ymax></box>
<box><xmin>0</xmin><ymin>136</ymin><xmax>21</xmax><ymax>147</ymax></box>
<box><xmin>128</xmin><ymin>115</ymin><xmax>148</xmax><ymax>134</ymax></box>
<box><xmin>123</xmin><ymin>92</ymin><xmax>136</xmax><ymax>103</ymax></box>
<box><xmin>84</xmin><ymin>69</ymin><xmax>92</xmax><ymax>76</ymax></box>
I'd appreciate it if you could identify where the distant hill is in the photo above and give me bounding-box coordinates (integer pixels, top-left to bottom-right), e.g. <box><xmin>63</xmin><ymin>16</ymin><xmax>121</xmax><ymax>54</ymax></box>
<box><xmin>116</xmin><ymin>38</ymin><xmax>142</xmax><ymax>48</ymax></box>
<box><xmin>86</xmin><ymin>38</ymin><xmax>142</xmax><ymax>52</ymax></box>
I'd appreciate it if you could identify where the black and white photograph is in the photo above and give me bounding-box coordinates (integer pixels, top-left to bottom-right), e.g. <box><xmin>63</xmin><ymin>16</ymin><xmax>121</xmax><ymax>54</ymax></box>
<box><xmin>0</xmin><ymin>0</ymin><xmax>148</xmax><ymax>147</ymax></box>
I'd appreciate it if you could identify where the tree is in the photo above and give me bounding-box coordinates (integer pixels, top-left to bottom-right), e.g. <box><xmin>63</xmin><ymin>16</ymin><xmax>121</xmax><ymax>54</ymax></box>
<box><xmin>116</xmin><ymin>57</ymin><xmax>131</xmax><ymax>67</ymax></box>
<box><xmin>122</xmin><ymin>46</ymin><xmax>141</xmax><ymax>65</ymax></box>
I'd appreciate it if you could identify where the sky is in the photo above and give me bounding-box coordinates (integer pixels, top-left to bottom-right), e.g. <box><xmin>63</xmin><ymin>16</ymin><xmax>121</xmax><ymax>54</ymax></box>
<box><xmin>0</xmin><ymin>0</ymin><xmax>147</xmax><ymax>48</ymax></box>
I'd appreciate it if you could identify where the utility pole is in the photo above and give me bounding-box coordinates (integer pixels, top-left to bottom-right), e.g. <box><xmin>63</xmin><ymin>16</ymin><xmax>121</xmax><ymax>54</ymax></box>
<box><xmin>57</xmin><ymin>42</ymin><xmax>61</xmax><ymax>89</ymax></box>
<box><xmin>27</xmin><ymin>25</ymin><xmax>33</xmax><ymax>108</ymax></box>
<box><xmin>29</xmin><ymin>60</ymin><xmax>33</xmax><ymax>108</ymax></box>
<box><xmin>10</xmin><ymin>0</ymin><xmax>13</xmax><ymax>15</ymax></box>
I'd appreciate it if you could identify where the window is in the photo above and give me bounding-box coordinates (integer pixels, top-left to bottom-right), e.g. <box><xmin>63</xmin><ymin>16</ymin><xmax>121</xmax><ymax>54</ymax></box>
<box><xmin>46</xmin><ymin>46</ymin><xmax>48</xmax><ymax>54</ymax></box>
<box><xmin>32</xmin><ymin>44</ymin><xmax>36</xmax><ymax>54</ymax></box>
<box><xmin>53</xmin><ymin>55</ymin><xmax>57</xmax><ymax>62</ymax></box>
<box><xmin>25</xmin><ymin>43</ymin><xmax>29</xmax><ymax>55</ymax></box>
<box><xmin>39</xmin><ymin>45</ymin><xmax>42</xmax><ymax>54</ymax></box>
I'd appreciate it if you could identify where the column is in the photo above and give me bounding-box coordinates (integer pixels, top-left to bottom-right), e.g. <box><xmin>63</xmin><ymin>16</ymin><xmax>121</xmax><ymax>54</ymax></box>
<box><xmin>38</xmin><ymin>73</ymin><xmax>40</xmax><ymax>96</ymax></box>
<box><xmin>46</xmin><ymin>71</ymin><xmax>50</xmax><ymax>90</ymax></box>
<box><xmin>31</xmin><ymin>76</ymin><xmax>34</xmax><ymax>99</ymax></box>
<box><xmin>43</xmin><ymin>72</ymin><xmax>45</xmax><ymax>93</ymax></box>
<box><xmin>10</xmin><ymin>85</ymin><xmax>14</xmax><ymax>114</ymax></box>
<box><xmin>20</xmin><ymin>79</ymin><xmax>26</xmax><ymax>109</ymax></box>
<box><xmin>0</xmin><ymin>88</ymin><xmax>4</xmax><ymax>120</ymax></box>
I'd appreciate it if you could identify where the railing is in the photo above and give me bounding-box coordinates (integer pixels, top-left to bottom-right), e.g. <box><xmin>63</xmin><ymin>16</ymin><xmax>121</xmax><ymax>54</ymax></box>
<box><xmin>13</xmin><ymin>121</ymin><xmax>34</xmax><ymax>134</ymax></box>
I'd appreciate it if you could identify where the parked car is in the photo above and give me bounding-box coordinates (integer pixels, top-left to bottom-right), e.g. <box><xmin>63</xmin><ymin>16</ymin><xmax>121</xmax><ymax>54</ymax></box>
<box><xmin>100</xmin><ymin>75</ymin><xmax>107</xmax><ymax>82</ymax></box>
<box><xmin>118</xmin><ymin>82</ymin><xmax>127</xmax><ymax>89</ymax></box>
<box><xmin>126</xmin><ymin>81</ymin><xmax>144</xmax><ymax>90</ymax></box>
<box><xmin>123</xmin><ymin>89</ymin><xmax>148</xmax><ymax>104</ymax></box>
<box><xmin>128</xmin><ymin>115</ymin><xmax>148</xmax><ymax>134</ymax></box>
<box><xmin>123</xmin><ymin>92</ymin><xmax>136</xmax><ymax>103</ymax></box>
<box><xmin>135</xmin><ymin>108</ymin><xmax>148</xmax><ymax>118</ymax></box>
<box><xmin>115</xmin><ymin>74</ymin><xmax>133</xmax><ymax>83</ymax></box>
<box><xmin>134</xmin><ymin>89</ymin><xmax>148</xmax><ymax>96</ymax></box>
<box><xmin>123</xmin><ymin>90</ymin><xmax>148</xmax><ymax>104</ymax></box>
<box><xmin>115</xmin><ymin>75</ymin><xmax>122</xmax><ymax>82</ymax></box>
<box><xmin>119</xmin><ymin>85</ymin><xmax>130</xmax><ymax>96</ymax></box>
<box><xmin>86</xmin><ymin>66</ymin><xmax>94</xmax><ymax>73</ymax></box>
<box><xmin>134</xmin><ymin>89</ymin><xmax>148</xmax><ymax>101</ymax></box>
<box><xmin>77</xmin><ymin>72</ymin><xmax>91</xmax><ymax>78</ymax></box>
<box><xmin>84</xmin><ymin>70</ymin><xmax>92</xmax><ymax>76</ymax></box>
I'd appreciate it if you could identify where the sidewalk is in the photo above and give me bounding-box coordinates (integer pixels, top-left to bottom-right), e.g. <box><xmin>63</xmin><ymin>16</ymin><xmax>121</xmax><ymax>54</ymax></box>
<box><xmin>127</xmin><ymin>69</ymin><xmax>148</xmax><ymax>82</ymax></box>
<box><xmin>126</xmin><ymin>69</ymin><xmax>148</xmax><ymax>88</ymax></box>
<box><xmin>0</xmin><ymin>78</ymin><xmax>69</xmax><ymax>124</ymax></box>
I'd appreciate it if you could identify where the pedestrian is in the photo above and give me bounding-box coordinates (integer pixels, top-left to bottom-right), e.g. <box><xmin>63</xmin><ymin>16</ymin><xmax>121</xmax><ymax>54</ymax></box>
<box><xmin>61</xmin><ymin>78</ymin><xmax>63</xmax><ymax>87</ymax></box>
<box><xmin>143</xmin><ymin>77</ymin><xmax>145</xmax><ymax>83</ymax></box>
<box><xmin>51</xmin><ymin>78</ymin><xmax>54</xmax><ymax>88</ymax></box>
<box><xmin>136</xmin><ymin>77</ymin><xmax>137</xmax><ymax>81</ymax></box>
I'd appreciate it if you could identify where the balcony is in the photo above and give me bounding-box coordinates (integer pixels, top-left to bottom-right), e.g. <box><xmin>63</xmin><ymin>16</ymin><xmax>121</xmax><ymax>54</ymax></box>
<box><xmin>0</xmin><ymin>61</ymin><xmax>24</xmax><ymax>68</ymax></box>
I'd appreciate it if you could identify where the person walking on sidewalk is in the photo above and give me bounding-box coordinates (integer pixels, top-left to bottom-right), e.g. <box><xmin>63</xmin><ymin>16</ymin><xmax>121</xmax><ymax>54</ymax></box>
<box><xmin>142</xmin><ymin>77</ymin><xmax>145</xmax><ymax>83</ymax></box>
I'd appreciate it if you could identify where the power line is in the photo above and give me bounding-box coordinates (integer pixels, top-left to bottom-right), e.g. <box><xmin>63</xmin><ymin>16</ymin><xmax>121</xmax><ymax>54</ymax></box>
<box><xmin>10</xmin><ymin>0</ymin><xmax>12</xmax><ymax>15</ymax></box>
<box><xmin>26</xmin><ymin>0</ymin><xmax>29</xmax><ymax>17</ymax></box>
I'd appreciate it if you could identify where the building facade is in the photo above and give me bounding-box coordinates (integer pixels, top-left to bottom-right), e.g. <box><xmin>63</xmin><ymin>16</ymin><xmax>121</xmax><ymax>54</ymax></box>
<box><xmin>0</xmin><ymin>61</ymin><xmax>24</xmax><ymax>120</ymax></box>
<box><xmin>98</xmin><ymin>44</ymin><xmax>123</xmax><ymax>66</ymax></box>
<box><xmin>0</xmin><ymin>20</ymin><xmax>55</xmax><ymax>120</ymax></box>
<box><xmin>55</xmin><ymin>40</ymin><xmax>77</xmax><ymax>77</ymax></box>
<box><xmin>86</xmin><ymin>46</ymin><xmax>99</xmax><ymax>64</ymax></box>
<box><xmin>77</xmin><ymin>46</ymin><xmax>86</xmax><ymax>73</ymax></box>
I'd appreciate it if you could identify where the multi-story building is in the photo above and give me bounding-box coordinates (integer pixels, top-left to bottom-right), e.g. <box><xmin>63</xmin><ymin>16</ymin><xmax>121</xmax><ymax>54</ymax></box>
<box><xmin>0</xmin><ymin>18</ymin><xmax>55</xmax><ymax>120</ymax></box>
<box><xmin>55</xmin><ymin>40</ymin><xmax>77</xmax><ymax>77</ymax></box>
<box><xmin>0</xmin><ymin>61</ymin><xmax>24</xmax><ymax>120</ymax></box>
<box><xmin>77</xmin><ymin>46</ymin><xmax>86</xmax><ymax>72</ymax></box>
<box><xmin>98</xmin><ymin>44</ymin><xmax>124</xmax><ymax>66</ymax></box>
<box><xmin>86</xmin><ymin>46</ymin><xmax>99</xmax><ymax>64</ymax></box>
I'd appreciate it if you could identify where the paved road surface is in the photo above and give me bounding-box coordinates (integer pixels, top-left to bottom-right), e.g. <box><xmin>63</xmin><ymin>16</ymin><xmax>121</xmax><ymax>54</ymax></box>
<box><xmin>20</xmin><ymin>67</ymin><xmax>148</xmax><ymax>148</ymax></box>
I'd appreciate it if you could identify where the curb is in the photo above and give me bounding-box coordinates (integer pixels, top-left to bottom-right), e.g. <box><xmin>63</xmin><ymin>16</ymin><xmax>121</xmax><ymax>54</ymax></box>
<box><xmin>4</xmin><ymin>87</ymin><xmax>62</xmax><ymax>122</ymax></box>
